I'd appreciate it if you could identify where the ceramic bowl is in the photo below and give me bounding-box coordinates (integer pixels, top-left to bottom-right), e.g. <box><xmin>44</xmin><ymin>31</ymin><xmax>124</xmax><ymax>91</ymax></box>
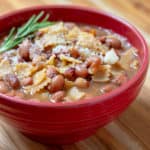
<box><xmin>0</xmin><ymin>5</ymin><xmax>149</xmax><ymax>144</ymax></box>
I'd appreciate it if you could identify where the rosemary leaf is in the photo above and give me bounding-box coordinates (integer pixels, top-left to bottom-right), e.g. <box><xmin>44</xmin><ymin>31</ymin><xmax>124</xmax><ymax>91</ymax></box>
<box><xmin>0</xmin><ymin>11</ymin><xmax>54</xmax><ymax>53</ymax></box>
<box><xmin>33</xmin><ymin>11</ymin><xmax>44</xmax><ymax>23</ymax></box>
<box><xmin>17</xmin><ymin>15</ymin><xmax>36</xmax><ymax>36</ymax></box>
<box><xmin>42</xmin><ymin>14</ymin><xmax>50</xmax><ymax>22</ymax></box>
<box><xmin>2</xmin><ymin>27</ymin><xmax>15</xmax><ymax>46</ymax></box>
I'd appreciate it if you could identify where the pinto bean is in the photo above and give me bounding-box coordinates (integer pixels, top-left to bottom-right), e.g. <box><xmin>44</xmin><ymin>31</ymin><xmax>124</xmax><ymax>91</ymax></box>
<box><xmin>19</xmin><ymin>48</ymin><xmax>29</xmax><ymax>61</ymax></box>
<box><xmin>5</xmin><ymin>74</ymin><xmax>20</xmax><ymax>89</ymax></box>
<box><xmin>44</xmin><ymin>45</ymin><xmax>53</xmax><ymax>51</ymax></box>
<box><xmin>99</xmin><ymin>36</ymin><xmax>106</xmax><ymax>43</ymax></box>
<box><xmin>75</xmin><ymin>65</ymin><xmax>88</xmax><ymax>78</ymax></box>
<box><xmin>21</xmin><ymin>77</ymin><xmax>33</xmax><ymax>86</ymax></box>
<box><xmin>64</xmin><ymin>67</ymin><xmax>75</xmax><ymax>81</ymax></box>
<box><xmin>86</xmin><ymin>56</ymin><xmax>101</xmax><ymax>67</ymax></box>
<box><xmin>18</xmin><ymin>39</ymin><xmax>31</xmax><ymax>61</ymax></box>
<box><xmin>46</xmin><ymin>67</ymin><xmax>58</xmax><ymax>78</ymax></box>
<box><xmin>47</xmin><ymin>75</ymin><xmax>65</xmax><ymax>93</ymax></box>
<box><xmin>105</xmin><ymin>37</ymin><xmax>122</xmax><ymax>49</ymax></box>
<box><xmin>0</xmin><ymin>81</ymin><xmax>9</xmax><ymax>93</ymax></box>
<box><xmin>51</xmin><ymin>91</ymin><xmax>65</xmax><ymax>102</ymax></box>
<box><xmin>75</xmin><ymin>78</ymin><xmax>89</xmax><ymax>88</ymax></box>
<box><xmin>86</xmin><ymin>56</ymin><xmax>101</xmax><ymax>74</ymax></box>
<box><xmin>70</xmin><ymin>49</ymin><xmax>80</xmax><ymax>58</ymax></box>
<box><xmin>112</xmin><ymin>73</ymin><xmax>128</xmax><ymax>86</ymax></box>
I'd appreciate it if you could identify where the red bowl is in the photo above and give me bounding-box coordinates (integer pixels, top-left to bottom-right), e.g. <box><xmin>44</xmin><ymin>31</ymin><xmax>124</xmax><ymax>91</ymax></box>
<box><xmin>0</xmin><ymin>5</ymin><xmax>149</xmax><ymax>144</ymax></box>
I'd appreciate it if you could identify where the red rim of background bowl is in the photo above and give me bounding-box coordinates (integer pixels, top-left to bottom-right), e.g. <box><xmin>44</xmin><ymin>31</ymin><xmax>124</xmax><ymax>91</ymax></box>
<box><xmin>0</xmin><ymin>5</ymin><xmax>149</xmax><ymax>108</ymax></box>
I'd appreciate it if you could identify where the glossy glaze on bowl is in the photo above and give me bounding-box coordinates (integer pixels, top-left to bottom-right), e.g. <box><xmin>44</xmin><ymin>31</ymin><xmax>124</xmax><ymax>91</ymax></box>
<box><xmin>0</xmin><ymin>5</ymin><xmax>149</xmax><ymax>144</ymax></box>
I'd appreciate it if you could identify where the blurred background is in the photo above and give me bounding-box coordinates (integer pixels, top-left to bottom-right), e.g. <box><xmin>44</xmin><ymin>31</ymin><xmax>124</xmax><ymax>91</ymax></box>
<box><xmin>0</xmin><ymin>0</ymin><xmax>150</xmax><ymax>150</ymax></box>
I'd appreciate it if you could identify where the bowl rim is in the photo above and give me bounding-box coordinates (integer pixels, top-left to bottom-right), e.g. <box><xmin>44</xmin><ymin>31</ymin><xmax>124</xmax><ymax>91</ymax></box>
<box><xmin>0</xmin><ymin>5</ymin><xmax>149</xmax><ymax>108</ymax></box>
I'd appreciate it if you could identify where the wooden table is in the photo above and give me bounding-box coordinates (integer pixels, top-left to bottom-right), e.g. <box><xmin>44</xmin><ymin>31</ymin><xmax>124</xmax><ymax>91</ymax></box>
<box><xmin>0</xmin><ymin>0</ymin><xmax>149</xmax><ymax>150</ymax></box>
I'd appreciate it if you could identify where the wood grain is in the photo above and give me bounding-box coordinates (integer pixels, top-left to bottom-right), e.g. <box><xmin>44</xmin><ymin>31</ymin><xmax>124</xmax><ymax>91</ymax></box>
<box><xmin>0</xmin><ymin>0</ymin><xmax>150</xmax><ymax>150</ymax></box>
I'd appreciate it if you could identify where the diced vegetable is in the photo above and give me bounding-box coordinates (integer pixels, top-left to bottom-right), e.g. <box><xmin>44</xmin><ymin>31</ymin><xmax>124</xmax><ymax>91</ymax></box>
<box><xmin>67</xmin><ymin>87</ymin><xmax>85</xmax><ymax>101</ymax></box>
<box><xmin>104</xmin><ymin>49</ymin><xmax>119</xmax><ymax>64</ymax></box>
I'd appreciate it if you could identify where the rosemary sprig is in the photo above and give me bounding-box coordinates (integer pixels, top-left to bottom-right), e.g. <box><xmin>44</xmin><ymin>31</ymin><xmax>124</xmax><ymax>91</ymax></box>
<box><xmin>0</xmin><ymin>11</ymin><xmax>54</xmax><ymax>53</ymax></box>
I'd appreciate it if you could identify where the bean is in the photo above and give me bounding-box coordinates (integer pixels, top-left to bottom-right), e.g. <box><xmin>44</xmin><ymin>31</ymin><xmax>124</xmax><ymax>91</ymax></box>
<box><xmin>5</xmin><ymin>74</ymin><xmax>20</xmax><ymax>89</ymax></box>
<box><xmin>70</xmin><ymin>49</ymin><xmax>80</xmax><ymax>58</ymax></box>
<box><xmin>105</xmin><ymin>37</ymin><xmax>122</xmax><ymax>49</ymax></box>
<box><xmin>48</xmin><ymin>75</ymin><xmax>65</xmax><ymax>93</ymax></box>
<box><xmin>86</xmin><ymin>56</ymin><xmax>101</xmax><ymax>74</ymax></box>
<box><xmin>64</xmin><ymin>67</ymin><xmax>75</xmax><ymax>81</ymax></box>
<box><xmin>101</xmin><ymin>84</ymin><xmax>116</xmax><ymax>93</ymax></box>
<box><xmin>18</xmin><ymin>39</ymin><xmax>31</xmax><ymax>61</ymax></box>
<box><xmin>47</xmin><ymin>67</ymin><xmax>58</xmax><ymax>78</ymax></box>
<box><xmin>21</xmin><ymin>77</ymin><xmax>33</xmax><ymax>86</ymax></box>
<box><xmin>75</xmin><ymin>65</ymin><xmax>88</xmax><ymax>78</ymax></box>
<box><xmin>75</xmin><ymin>78</ymin><xmax>89</xmax><ymax>88</ymax></box>
<box><xmin>44</xmin><ymin>45</ymin><xmax>53</xmax><ymax>51</ymax></box>
<box><xmin>51</xmin><ymin>91</ymin><xmax>65</xmax><ymax>102</ymax></box>
<box><xmin>99</xmin><ymin>36</ymin><xmax>106</xmax><ymax>43</ymax></box>
<box><xmin>19</xmin><ymin>48</ymin><xmax>29</xmax><ymax>61</ymax></box>
<box><xmin>0</xmin><ymin>81</ymin><xmax>9</xmax><ymax>93</ymax></box>
<box><xmin>86</xmin><ymin>56</ymin><xmax>101</xmax><ymax>67</ymax></box>
<box><xmin>112</xmin><ymin>73</ymin><xmax>128</xmax><ymax>86</ymax></box>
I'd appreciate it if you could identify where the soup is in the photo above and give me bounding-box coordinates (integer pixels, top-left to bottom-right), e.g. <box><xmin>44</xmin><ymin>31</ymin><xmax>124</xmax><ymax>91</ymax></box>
<box><xmin>0</xmin><ymin>14</ymin><xmax>140</xmax><ymax>103</ymax></box>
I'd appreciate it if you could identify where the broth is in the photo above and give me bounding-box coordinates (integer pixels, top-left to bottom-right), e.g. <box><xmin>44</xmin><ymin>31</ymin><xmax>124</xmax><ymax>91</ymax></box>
<box><xmin>0</xmin><ymin>22</ymin><xmax>140</xmax><ymax>103</ymax></box>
